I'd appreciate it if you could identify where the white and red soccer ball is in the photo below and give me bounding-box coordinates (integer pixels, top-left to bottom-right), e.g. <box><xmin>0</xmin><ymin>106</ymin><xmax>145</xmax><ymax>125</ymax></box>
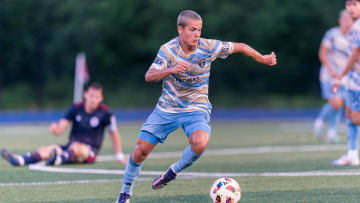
<box><xmin>210</xmin><ymin>178</ymin><xmax>241</xmax><ymax>203</ymax></box>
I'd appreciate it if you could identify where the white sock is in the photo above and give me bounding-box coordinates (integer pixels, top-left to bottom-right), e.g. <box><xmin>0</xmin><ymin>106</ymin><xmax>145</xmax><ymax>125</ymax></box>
<box><xmin>348</xmin><ymin>150</ymin><xmax>358</xmax><ymax>158</ymax></box>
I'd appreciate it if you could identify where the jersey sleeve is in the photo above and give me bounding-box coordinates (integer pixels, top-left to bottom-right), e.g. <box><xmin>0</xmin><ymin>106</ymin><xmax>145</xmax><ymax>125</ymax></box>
<box><xmin>149</xmin><ymin>46</ymin><xmax>169</xmax><ymax>70</ymax></box>
<box><xmin>211</xmin><ymin>39</ymin><xmax>234</xmax><ymax>60</ymax></box>
<box><xmin>63</xmin><ymin>105</ymin><xmax>76</xmax><ymax>121</ymax></box>
<box><xmin>351</xmin><ymin>27</ymin><xmax>360</xmax><ymax>49</ymax></box>
<box><xmin>103</xmin><ymin>110</ymin><xmax>118</xmax><ymax>133</ymax></box>
<box><xmin>107</xmin><ymin>115</ymin><xmax>118</xmax><ymax>133</ymax></box>
<box><xmin>321</xmin><ymin>29</ymin><xmax>334</xmax><ymax>49</ymax></box>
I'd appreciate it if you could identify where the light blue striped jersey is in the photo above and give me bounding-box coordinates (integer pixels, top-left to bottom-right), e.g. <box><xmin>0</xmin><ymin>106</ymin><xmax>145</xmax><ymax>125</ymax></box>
<box><xmin>320</xmin><ymin>27</ymin><xmax>350</xmax><ymax>83</ymax></box>
<box><xmin>347</xmin><ymin>18</ymin><xmax>360</xmax><ymax>90</ymax></box>
<box><xmin>149</xmin><ymin>37</ymin><xmax>234</xmax><ymax>114</ymax></box>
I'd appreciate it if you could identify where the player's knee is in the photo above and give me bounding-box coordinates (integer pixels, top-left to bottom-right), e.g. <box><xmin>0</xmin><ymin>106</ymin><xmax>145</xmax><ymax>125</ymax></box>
<box><xmin>69</xmin><ymin>143</ymin><xmax>90</xmax><ymax>162</ymax></box>
<box><xmin>133</xmin><ymin>140</ymin><xmax>155</xmax><ymax>162</ymax></box>
<box><xmin>190</xmin><ymin>131</ymin><xmax>209</xmax><ymax>154</ymax></box>
<box><xmin>329</xmin><ymin>98</ymin><xmax>343</xmax><ymax>110</ymax></box>
<box><xmin>37</xmin><ymin>145</ymin><xmax>59</xmax><ymax>159</ymax></box>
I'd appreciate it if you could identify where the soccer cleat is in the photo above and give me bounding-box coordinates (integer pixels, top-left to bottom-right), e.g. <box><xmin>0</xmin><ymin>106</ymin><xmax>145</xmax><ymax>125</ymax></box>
<box><xmin>331</xmin><ymin>154</ymin><xmax>359</xmax><ymax>166</ymax></box>
<box><xmin>152</xmin><ymin>167</ymin><xmax>177</xmax><ymax>190</ymax></box>
<box><xmin>46</xmin><ymin>148</ymin><xmax>59</xmax><ymax>166</ymax></box>
<box><xmin>313</xmin><ymin>119</ymin><xmax>324</xmax><ymax>140</ymax></box>
<box><xmin>116</xmin><ymin>192</ymin><xmax>131</xmax><ymax>203</ymax></box>
<box><xmin>0</xmin><ymin>148</ymin><xmax>23</xmax><ymax>166</ymax></box>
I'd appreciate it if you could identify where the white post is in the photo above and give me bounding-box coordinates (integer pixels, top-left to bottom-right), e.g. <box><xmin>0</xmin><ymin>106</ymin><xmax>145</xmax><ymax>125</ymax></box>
<box><xmin>73</xmin><ymin>52</ymin><xmax>88</xmax><ymax>103</ymax></box>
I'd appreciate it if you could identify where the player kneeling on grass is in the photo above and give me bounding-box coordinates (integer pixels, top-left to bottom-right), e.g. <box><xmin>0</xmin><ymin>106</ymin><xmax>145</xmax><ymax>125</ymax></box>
<box><xmin>332</xmin><ymin>0</ymin><xmax>360</xmax><ymax>166</ymax></box>
<box><xmin>0</xmin><ymin>82</ymin><xmax>126</xmax><ymax>166</ymax></box>
<box><xmin>116</xmin><ymin>10</ymin><xmax>277</xmax><ymax>203</ymax></box>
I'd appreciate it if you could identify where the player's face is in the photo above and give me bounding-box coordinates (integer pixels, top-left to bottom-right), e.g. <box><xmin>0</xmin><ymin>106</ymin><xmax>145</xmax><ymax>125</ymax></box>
<box><xmin>84</xmin><ymin>88</ymin><xmax>103</xmax><ymax>110</ymax></box>
<box><xmin>178</xmin><ymin>19</ymin><xmax>202</xmax><ymax>47</ymax></box>
<box><xmin>346</xmin><ymin>0</ymin><xmax>360</xmax><ymax>19</ymax></box>
<box><xmin>339</xmin><ymin>12</ymin><xmax>354</xmax><ymax>33</ymax></box>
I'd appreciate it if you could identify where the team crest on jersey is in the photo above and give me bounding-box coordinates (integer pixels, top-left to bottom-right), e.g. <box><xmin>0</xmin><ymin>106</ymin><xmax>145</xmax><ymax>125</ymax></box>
<box><xmin>90</xmin><ymin>116</ymin><xmax>100</xmax><ymax>128</ymax></box>
<box><xmin>76</xmin><ymin>115</ymin><xmax>82</xmax><ymax>122</ymax></box>
<box><xmin>198</xmin><ymin>59</ymin><xmax>205</xmax><ymax>68</ymax></box>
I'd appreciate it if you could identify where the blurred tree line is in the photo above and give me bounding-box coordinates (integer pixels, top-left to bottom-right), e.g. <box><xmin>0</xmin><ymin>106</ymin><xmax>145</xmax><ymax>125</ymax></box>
<box><xmin>0</xmin><ymin>0</ymin><xmax>346</xmax><ymax>109</ymax></box>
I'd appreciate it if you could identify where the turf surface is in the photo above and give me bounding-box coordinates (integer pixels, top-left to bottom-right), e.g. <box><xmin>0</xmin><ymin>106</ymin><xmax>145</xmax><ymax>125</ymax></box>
<box><xmin>1</xmin><ymin>121</ymin><xmax>359</xmax><ymax>202</ymax></box>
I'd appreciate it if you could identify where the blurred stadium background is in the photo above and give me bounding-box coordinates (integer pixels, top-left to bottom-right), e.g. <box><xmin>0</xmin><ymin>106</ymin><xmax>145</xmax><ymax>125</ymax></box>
<box><xmin>0</xmin><ymin>0</ymin><xmax>346</xmax><ymax>110</ymax></box>
<box><xmin>1</xmin><ymin>0</ymin><xmax>358</xmax><ymax>203</ymax></box>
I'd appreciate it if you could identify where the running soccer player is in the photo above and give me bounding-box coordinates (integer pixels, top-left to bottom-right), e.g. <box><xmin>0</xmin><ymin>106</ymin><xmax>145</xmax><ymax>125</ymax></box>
<box><xmin>116</xmin><ymin>10</ymin><xmax>277</xmax><ymax>203</ymax></box>
<box><xmin>332</xmin><ymin>0</ymin><xmax>360</xmax><ymax>166</ymax></box>
<box><xmin>1</xmin><ymin>82</ymin><xmax>127</xmax><ymax>166</ymax></box>
<box><xmin>313</xmin><ymin>10</ymin><xmax>353</xmax><ymax>143</ymax></box>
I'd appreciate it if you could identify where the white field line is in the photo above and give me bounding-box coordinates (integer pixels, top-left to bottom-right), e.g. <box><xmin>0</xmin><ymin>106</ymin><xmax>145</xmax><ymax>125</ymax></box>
<box><xmin>0</xmin><ymin>144</ymin><xmax>353</xmax><ymax>187</ymax></box>
<box><xmin>28</xmin><ymin>164</ymin><xmax>360</xmax><ymax>177</ymax></box>
<box><xmin>97</xmin><ymin>144</ymin><xmax>347</xmax><ymax>162</ymax></box>
<box><xmin>4</xmin><ymin>168</ymin><xmax>360</xmax><ymax>187</ymax></box>
<box><xmin>0</xmin><ymin>177</ymin><xmax>153</xmax><ymax>187</ymax></box>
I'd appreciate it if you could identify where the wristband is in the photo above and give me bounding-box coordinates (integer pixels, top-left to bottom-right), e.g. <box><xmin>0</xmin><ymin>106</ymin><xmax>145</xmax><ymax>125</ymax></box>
<box><xmin>115</xmin><ymin>152</ymin><xmax>125</xmax><ymax>161</ymax></box>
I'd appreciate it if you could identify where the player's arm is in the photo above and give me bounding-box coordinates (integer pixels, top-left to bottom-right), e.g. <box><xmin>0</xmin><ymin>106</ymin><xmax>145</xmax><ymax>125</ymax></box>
<box><xmin>333</xmin><ymin>47</ymin><xmax>360</xmax><ymax>92</ymax></box>
<box><xmin>340</xmin><ymin>47</ymin><xmax>360</xmax><ymax>79</ymax></box>
<box><xmin>108</xmin><ymin>115</ymin><xmax>126</xmax><ymax>165</ymax></box>
<box><xmin>145</xmin><ymin>61</ymin><xmax>190</xmax><ymax>82</ymax></box>
<box><xmin>109</xmin><ymin>130</ymin><xmax>126</xmax><ymax>165</ymax></box>
<box><xmin>49</xmin><ymin>119</ymin><xmax>70</xmax><ymax>136</ymax></box>
<box><xmin>232</xmin><ymin>43</ymin><xmax>277</xmax><ymax>66</ymax></box>
<box><xmin>319</xmin><ymin>42</ymin><xmax>338</xmax><ymax>78</ymax></box>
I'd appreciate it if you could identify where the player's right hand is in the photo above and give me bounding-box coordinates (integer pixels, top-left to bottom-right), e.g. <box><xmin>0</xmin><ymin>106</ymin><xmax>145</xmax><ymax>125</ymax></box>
<box><xmin>170</xmin><ymin>61</ymin><xmax>189</xmax><ymax>74</ymax></box>
<box><xmin>262</xmin><ymin>52</ymin><xmax>277</xmax><ymax>66</ymax></box>
<box><xmin>49</xmin><ymin>123</ymin><xmax>59</xmax><ymax>135</ymax></box>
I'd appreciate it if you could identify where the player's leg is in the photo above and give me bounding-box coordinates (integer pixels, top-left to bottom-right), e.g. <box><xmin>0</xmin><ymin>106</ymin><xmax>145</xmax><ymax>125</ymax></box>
<box><xmin>314</xmin><ymin>82</ymin><xmax>336</xmax><ymax>139</ymax></box>
<box><xmin>173</xmin><ymin>111</ymin><xmax>211</xmax><ymax>173</ymax></box>
<box><xmin>118</xmin><ymin>108</ymin><xmax>179</xmax><ymax>202</ymax></box>
<box><xmin>326</xmin><ymin>97</ymin><xmax>344</xmax><ymax>143</ymax></box>
<box><xmin>332</xmin><ymin>90</ymin><xmax>360</xmax><ymax>166</ymax></box>
<box><xmin>119</xmin><ymin>136</ymin><xmax>156</xmax><ymax>197</ymax></box>
<box><xmin>47</xmin><ymin>142</ymin><xmax>94</xmax><ymax>165</ymax></box>
<box><xmin>172</xmin><ymin>130</ymin><xmax>209</xmax><ymax>173</ymax></box>
<box><xmin>117</xmin><ymin>133</ymin><xmax>157</xmax><ymax>203</ymax></box>
<box><xmin>152</xmin><ymin>111</ymin><xmax>211</xmax><ymax>190</ymax></box>
<box><xmin>1</xmin><ymin>144</ymin><xmax>61</xmax><ymax>166</ymax></box>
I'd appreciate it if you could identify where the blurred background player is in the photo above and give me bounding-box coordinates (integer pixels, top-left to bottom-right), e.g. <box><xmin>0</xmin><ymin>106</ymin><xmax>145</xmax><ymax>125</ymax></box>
<box><xmin>0</xmin><ymin>82</ymin><xmax>127</xmax><ymax>166</ymax></box>
<box><xmin>313</xmin><ymin>10</ymin><xmax>354</xmax><ymax>143</ymax></box>
<box><xmin>332</xmin><ymin>0</ymin><xmax>360</xmax><ymax>166</ymax></box>
<box><xmin>116</xmin><ymin>10</ymin><xmax>277</xmax><ymax>203</ymax></box>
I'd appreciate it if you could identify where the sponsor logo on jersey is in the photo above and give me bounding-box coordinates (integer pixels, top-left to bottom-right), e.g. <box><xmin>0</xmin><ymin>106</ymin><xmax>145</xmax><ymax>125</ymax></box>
<box><xmin>220</xmin><ymin>42</ymin><xmax>230</xmax><ymax>55</ymax></box>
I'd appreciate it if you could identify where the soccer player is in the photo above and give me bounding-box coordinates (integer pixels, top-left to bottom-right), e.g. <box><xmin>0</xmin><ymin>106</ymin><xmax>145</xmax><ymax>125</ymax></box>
<box><xmin>116</xmin><ymin>10</ymin><xmax>277</xmax><ymax>202</ymax></box>
<box><xmin>313</xmin><ymin>10</ymin><xmax>353</xmax><ymax>143</ymax></box>
<box><xmin>332</xmin><ymin>0</ymin><xmax>360</xmax><ymax>166</ymax></box>
<box><xmin>0</xmin><ymin>82</ymin><xmax>127</xmax><ymax>166</ymax></box>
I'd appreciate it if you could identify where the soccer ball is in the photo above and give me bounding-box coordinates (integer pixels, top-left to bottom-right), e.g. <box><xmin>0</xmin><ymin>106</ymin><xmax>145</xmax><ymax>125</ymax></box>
<box><xmin>209</xmin><ymin>178</ymin><xmax>241</xmax><ymax>203</ymax></box>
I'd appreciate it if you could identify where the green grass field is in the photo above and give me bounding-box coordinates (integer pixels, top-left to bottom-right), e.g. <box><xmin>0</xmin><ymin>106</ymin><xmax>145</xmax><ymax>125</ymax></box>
<box><xmin>1</xmin><ymin>120</ymin><xmax>360</xmax><ymax>203</ymax></box>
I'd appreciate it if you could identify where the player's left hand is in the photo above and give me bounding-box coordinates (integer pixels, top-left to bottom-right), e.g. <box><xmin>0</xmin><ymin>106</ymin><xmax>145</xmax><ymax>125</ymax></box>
<box><xmin>115</xmin><ymin>152</ymin><xmax>127</xmax><ymax>165</ymax></box>
<box><xmin>262</xmin><ymin>52</ymin><xmax>277</xmax><ymax>66</ymax></box>
<box><xmin>332</xmin><ymin>80</ymin><xmax>341</xmax><ymax>93</ymax></box>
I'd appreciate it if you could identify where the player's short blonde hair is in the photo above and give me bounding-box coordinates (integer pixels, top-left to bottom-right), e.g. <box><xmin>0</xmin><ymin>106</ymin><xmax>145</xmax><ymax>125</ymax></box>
<box><xmin>177</xmin><ymin>10</ymin><xmax>202</xmax><ymax>27</ymax></box>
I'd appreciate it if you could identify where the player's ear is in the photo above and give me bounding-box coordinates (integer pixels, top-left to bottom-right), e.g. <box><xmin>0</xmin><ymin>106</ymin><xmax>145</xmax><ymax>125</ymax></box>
<box><xmin>177</xmin><ymin>26</ymin><xmax>183</xmax><ymax>35</ymax></box>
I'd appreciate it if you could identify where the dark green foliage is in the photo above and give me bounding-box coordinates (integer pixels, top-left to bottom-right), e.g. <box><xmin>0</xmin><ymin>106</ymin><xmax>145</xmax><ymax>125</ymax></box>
<box><xmin>0</xmin><ymin>0</ymin><xmax>345</xmax><ymax>109</ymax></box>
